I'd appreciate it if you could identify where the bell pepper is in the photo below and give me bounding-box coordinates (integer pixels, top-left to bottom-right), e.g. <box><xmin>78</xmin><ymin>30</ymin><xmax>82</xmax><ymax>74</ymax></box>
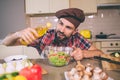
<box><xmin>14</xmin><ymin>75</ymin><xmax>27</xmax><ymax>80</ymax></box>
<box><xmin>19</xmin><ymin>64</ymin><xmax>42</xmax><ymax>80</ymax></box>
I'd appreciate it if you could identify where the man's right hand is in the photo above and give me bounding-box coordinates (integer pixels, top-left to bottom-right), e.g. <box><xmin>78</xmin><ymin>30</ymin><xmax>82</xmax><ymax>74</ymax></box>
<box><xmin>17</xmin><ymin>27</ymin><xmax>39</xmax><ymax>45</ymax></box>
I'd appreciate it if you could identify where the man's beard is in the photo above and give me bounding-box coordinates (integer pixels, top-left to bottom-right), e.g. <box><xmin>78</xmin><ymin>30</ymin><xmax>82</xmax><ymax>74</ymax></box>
<box><xmin>53</xmin><ymin>31</ymin><xmax>68</xmax><ymax>44</ymax></box>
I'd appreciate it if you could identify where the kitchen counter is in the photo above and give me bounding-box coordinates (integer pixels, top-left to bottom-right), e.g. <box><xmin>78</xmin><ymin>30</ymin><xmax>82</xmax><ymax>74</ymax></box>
<box><xmin>91</xmin><ymin>38</ymin><xmax>120</xmax><ymax>42</ymax></box>
<box><xmin>31</xmin><ymin>59</ymin><xmax>119</xmax><ymax>80</ymax></box>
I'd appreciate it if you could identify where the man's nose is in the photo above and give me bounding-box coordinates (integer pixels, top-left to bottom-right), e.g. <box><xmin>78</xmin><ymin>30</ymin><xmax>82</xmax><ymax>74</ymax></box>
<box><xmin>60</xmin><ymin>26</ymin><xmax>65</xmax><ymax>32</ymax></box>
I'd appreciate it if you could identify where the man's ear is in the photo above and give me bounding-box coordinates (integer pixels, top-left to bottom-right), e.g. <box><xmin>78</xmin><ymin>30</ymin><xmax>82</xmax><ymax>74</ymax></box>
<box><xmin>72</xmin><ymin>28</ymin><xmax>78</xmax><ymax>35</ymax></box>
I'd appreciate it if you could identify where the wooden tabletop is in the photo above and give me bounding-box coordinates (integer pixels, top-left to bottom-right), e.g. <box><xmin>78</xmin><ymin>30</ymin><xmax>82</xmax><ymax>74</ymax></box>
<box><xmin>31</xmin><ymin>58</ymin><xmax>120</xmax><ymax>80</ymax></box>
<box><xmin>0</xmin><ymin>59</ymin><xmax>119</xmax><ymax>80</ymax></box>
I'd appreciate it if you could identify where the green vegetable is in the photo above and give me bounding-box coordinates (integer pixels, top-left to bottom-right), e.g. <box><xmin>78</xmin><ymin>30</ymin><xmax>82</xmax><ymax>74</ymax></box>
<box><xmin>11</xmin><ymin>72</ymin><xmax>19</xmax><ymax>76</ymax></box>
<box><xmin>0</xmin><ymin>72</ymin><xmax>19</xmax><ymax>80</ymax></box>
<box><xmin>48</xmin><ymin>51</ymin><xmax>70</xmax><ymax>66</ymax></box>
<box><xmin>115</xmin><ymin>52</ymin><xmax>120</xmax><ymax>57</ymax></box>
<box><xmin>0</xmin><ymin>74</ymin><xmax>6</xmax><ymax>80</ymax></box>
<box><xmin>6</xmin><ymin>74</ymin><xmax>13</xmax><ymax>80</ymax></box>
<box><xmin>110</xmin><ymin>52</ymin><xmax>120</xmax><ymax>57</ymax></box>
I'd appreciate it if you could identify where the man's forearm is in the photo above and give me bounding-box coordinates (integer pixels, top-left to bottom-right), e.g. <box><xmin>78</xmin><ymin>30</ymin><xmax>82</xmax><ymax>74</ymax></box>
<box><xmin>1</xmin><ymin>32</ymin><xmax>20</xmax><ymax>46</ymax></box>
<box><xmin>83</xmin><ymin>49</ymin><xmax>103</xmax><ymax>58</ymax></box>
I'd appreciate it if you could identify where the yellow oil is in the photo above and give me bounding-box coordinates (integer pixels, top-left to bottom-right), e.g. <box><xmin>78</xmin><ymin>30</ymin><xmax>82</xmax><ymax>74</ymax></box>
<box><xmin>20</xmin><ymin>22</ymin><xmax>52</xmax><ymax>45</ymax></box>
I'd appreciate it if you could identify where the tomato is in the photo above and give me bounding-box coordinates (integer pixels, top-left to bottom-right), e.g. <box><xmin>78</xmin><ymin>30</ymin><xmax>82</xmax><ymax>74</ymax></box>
<box><xmin>19</xmin><ymin>64</ymin><xmax>42</xmax><ymax>80</ymax></box>
<box><xmin>59</xmin><ymin>56</ymin><xmax>65</xmax><ymax>59</ymax></box>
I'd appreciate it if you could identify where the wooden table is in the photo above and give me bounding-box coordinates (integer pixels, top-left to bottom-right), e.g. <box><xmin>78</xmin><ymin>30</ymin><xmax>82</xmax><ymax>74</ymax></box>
<box><xmin>0</xmin><ymin>59</ymin><xmax>119</xmax><ymax>80</ymax></box>
<box><xmin>31</xmin><ymin>58</ymin><xmax>120</xmax><ymax>80</ymax></box>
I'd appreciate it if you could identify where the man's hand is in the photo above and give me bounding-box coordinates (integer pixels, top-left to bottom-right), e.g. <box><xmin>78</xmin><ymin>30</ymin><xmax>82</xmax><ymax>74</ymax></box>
<box><xmin>70</xmin><ymin>45</ymin><xmax>103</xmax><ymax>61</ymax></box>
<box><xmin>17</xmin><ymin>27</ymin><xmax>39</xmax><ymax>44</ymax></box>
<box><xmin>70</xmin><ymin>47</ymin><xmax>84</xmax><ymax>61</ymax></box>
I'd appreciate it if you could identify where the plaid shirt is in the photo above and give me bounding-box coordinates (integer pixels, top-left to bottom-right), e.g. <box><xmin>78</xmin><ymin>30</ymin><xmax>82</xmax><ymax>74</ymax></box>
<box><xmin>28</xmin><ymin>29</ymin><xmax>91</xmax><ymax>54</ymax></box>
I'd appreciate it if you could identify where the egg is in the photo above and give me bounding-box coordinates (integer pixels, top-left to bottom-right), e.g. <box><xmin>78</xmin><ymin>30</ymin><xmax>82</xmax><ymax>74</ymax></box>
<box><xmin>0</xmin><ymin>64</ymin><xmax>5</xmax><ymax>74</ymax></box>
<box><xmin>6</xmin><ymin>62</ymin><xmax>16</xmax><ymax>73</ymax></box>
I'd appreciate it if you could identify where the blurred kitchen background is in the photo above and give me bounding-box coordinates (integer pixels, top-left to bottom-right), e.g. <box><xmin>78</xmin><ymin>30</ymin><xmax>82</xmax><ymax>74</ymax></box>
<box><xmin>0</xmin><ymin>0</ymin><xmax>120</xmax><ymax>39</ymax></box>
<box><xmin>29</xmin><ymin>8</ymin><xmax>120</xmax><ymax>39</ymax></box>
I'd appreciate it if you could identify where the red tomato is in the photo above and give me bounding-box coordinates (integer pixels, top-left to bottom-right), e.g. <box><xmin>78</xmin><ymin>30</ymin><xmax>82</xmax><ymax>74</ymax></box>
<box><xmin>20</xmin><ymin>64</ymin><xmax>42</xmax><ymax>80</ymax></box>
<box><xmin>59</xmin><ymin>56</ymin><xmax>65</xmax><ymax>59</ymax></box>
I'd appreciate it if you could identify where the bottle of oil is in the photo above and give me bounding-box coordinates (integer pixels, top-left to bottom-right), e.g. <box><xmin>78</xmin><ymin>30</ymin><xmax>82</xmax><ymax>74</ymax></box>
<box><xmin>20</xmin><ymin>22</ymin><xmax>52</xmax><ymax>45</ymax></box>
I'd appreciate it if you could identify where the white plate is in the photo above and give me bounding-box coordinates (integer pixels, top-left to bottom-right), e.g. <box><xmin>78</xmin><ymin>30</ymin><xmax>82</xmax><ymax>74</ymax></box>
<box><xmin>4</xmin><ymin>55</ymin><xmax>28</xmax><ymax>62</ymax></box>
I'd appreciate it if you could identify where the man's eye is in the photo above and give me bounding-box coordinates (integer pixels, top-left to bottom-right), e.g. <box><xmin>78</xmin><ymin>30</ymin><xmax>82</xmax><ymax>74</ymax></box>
<box><xmin>66</xmin><ymin>26</ymin><xmax>73</xmax><ymax>30</ymax></box>
<box><xmin>58</xmin><ymin>21</ymin><xmax>63</xmax><ymax>25</ymax></box>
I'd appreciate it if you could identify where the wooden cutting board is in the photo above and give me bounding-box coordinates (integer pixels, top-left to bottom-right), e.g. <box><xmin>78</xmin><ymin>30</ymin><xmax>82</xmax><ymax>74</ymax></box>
<box><xmin>42</xmin><ymin>68</ymin><xmax>48</xmax><ymax>74</ymax></box>
<box><xmin>101</xmin><ymin>54</ymin><xmax>120</xmax><ymax>70</ymax></box>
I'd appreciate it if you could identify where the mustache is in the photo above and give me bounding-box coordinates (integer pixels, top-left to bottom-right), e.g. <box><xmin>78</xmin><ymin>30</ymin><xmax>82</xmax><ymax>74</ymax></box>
<box><xmin>57</xmin><ymin>31</ymin><xmax>66</xmax><ymax>37</ymax></box>
<box><xmin>53</xmin><ymin>31</ymin><xmax>67</xmax><ymax>45</ymax></box>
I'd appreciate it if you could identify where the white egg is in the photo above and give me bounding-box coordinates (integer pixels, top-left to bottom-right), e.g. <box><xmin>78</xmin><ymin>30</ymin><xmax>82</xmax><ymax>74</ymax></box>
<box><xmin>0</xmin><ymin>64</ymin><xmax>5</xmax><ymax>74</ymax></box>
<box><xmin>15</xmin><ymin>61</ymin><xmax>24</xmax><ymax>71</ymax></box>
<box><xmin>6</xmin><ymin>62</ymin><xmax>16</xmax><ymax>73</ymax></box>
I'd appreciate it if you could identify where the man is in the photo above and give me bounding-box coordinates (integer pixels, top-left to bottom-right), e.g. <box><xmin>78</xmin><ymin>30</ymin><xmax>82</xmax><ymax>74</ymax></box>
<box><xmin>1</xmin><ymin>8</ymin><xmax>103</xmax><ymax>60</ymax></box>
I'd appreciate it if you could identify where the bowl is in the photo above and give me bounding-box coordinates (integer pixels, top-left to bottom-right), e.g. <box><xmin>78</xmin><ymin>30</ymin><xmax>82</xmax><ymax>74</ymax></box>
<box><xmin>4</xmin><ymin>55</ymin><xmax>28</xmax><ymax>62</ymax></box>
<box><xmin>45</xmin><ymin>46</ymin><xmax>73</xmax><ymax>67</ymax></box>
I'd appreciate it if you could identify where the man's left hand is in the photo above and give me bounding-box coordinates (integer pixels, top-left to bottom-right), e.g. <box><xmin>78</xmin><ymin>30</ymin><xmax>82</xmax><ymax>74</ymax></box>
<box><xmin>70</xmin><ymin>47</ymin><xmax>84</xmax><ymax>61</ymax></box>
